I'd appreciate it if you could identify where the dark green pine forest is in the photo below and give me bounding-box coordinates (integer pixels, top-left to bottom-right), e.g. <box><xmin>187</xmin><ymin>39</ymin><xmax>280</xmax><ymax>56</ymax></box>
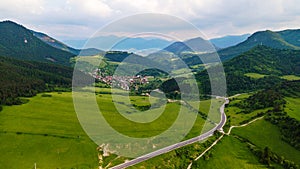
<box><xmin>0</xmin><ymin>56</ymin><xmax>73</xmax><ymax>106</ymax></box>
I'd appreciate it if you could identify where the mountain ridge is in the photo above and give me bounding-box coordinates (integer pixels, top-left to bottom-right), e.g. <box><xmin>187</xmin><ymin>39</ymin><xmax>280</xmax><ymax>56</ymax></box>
<box><xmin>218</xmin><ymin>29</ymin><xmax>300</xmax><ymax>61</ymax></box>
<box><xmin>32</xmin><ymin>30</ymin><xmax>103</xmax><ymax>56</ymax></box>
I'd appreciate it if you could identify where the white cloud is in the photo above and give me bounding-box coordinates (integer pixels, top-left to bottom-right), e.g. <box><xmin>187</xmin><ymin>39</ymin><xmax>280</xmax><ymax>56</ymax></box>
<box><xmin>66</xmin><ymin>0</ymin><xmax>113</xmax><ymax>18</ymax></box>
<box><xmin>0</xmin><ymin>0</ymin><xmax>44</xmax><ymax>18</ymax></box>
<box><xmin>0</xmin><ymin>0</ymin><xmax>299</xmax><ymax>39</ymax></box>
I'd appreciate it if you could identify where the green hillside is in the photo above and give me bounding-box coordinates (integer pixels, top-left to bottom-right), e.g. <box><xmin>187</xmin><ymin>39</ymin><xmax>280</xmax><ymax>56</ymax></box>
<box><xmin>196</xmin><ymin>46</ymin><xmax>300</xmax><ymax>95</ymax></box>
<box><xmin>278</xmin><ymin>29</ymin><xmax>300</xmax><ymax>47</ymax></box>
<box><xmin>0</xmin><ymin>21</ymin><xmax>74</xmax><ymax>65</ymax></box>
<box><xmin>224</xmin><ymin>46</ymin><xmax>300</xmax><ymax>76</ymax></box>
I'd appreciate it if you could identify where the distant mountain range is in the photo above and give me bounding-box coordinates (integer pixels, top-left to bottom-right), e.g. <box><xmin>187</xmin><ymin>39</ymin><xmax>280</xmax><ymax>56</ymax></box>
<box><xmin>163</xmin><ymin>37</ymin><xmax>219</xmax><ymax>55</ymax></box>
<box><xmin>63</xmin><ymin>35</ymin><xmax>173</xmax><ymax>51</ymax></box>
<box><xmin>161</xmin><ymin>29</ymin><xmax>300</xmax><ymax>62</ymax></box>
<box><xmin>62</xmin><ymin>34</ymin><xmax>250</xmax><ymax>54</ymax></box>
<box><xmin>210</xmin><ymin>34</ymin><xmax>250</xmax><ymax>48</ymax></box>
<box><xmin>1</xmin><ymin>20</ymin><xmax>300</xmax><ymax>69</ymax></box>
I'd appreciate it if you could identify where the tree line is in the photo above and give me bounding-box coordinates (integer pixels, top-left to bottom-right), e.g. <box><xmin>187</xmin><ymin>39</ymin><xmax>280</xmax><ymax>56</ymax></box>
<box><xmin>236</xmin><ymin>80</ymin><xmax>300</xmax><ymax>151</ymax></box>
<box><xmin>0</xmin><ymin>56</ymin><xmax>73</xmax><ymax>107</ymax></box>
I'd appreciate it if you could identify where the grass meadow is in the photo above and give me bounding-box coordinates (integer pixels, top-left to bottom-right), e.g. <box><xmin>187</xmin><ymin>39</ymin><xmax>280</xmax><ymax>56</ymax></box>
<box><xmin>0</xmin><ymin>92</ymin><xmax>98</xmax><ymax>169</ymax></box>
<box><xmin>0</xmin><ymin>89</ymin><xmax>222</xmax><ymax>168</ymax></box>
<box><xmin>281</xmin><ymin>75</ymin><xmax>300</xmax><ymax>81</ymax></box>
<box><xmin>285</xmin><ymin>97</ymin><xmax>300</xmax><ymax>121</ymax></box>
<box><xmin>232</xmin><ymin>119</ymin><xmax>300</xmax><ymax>165</ymax></box>
<box><xmin>244</xmin><ymin>73</ymin><xmax>267</xmax><ymax>79</ymax></box>
<box><xmin>192</xmin><ymin>136</ymin><xmax>267</xmax><ymax>169</ymax></box>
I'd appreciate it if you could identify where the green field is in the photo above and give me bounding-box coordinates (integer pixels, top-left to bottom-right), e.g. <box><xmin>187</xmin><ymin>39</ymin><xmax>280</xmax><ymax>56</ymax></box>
<box><xmin>226</xmin><ymin>105</ymin><xmax>270</xmax><ymax>126</ymax></box>
<box><xmin>0</xmin><ymin>89</ymin><xmax>222</xmax><ymax>168</ymax></box>
<box><xmin>281</xmin><ymin>75</ymin><xmax>300</xmax><ymax>81</ymax></box>
<box><xmin>244</xmin><ymin>73</ymin><xmax>267</xmax><ymax>79</ymax></box>
<box><xmin>192</xmin><ymin>136</ymin><xmax>266</xmax><ymax>169</ymax></box>
<box><xmin>225</xmin><ymin>94</ymin><xmax>270</xmax><ymax>126</ymax></box>
<box><xmin>244</xmin><ymin>73</ymin><xmax>300</xmax><ymax>81</ymax></box>
<box><xmin>189</xmin><ymin>99</ymin><xmax>224</xmax><ymax>122</ymax></box>
<box><xmin>285</xmin><ymin>97</ymin><xmax>300</xmax><ymax>121</ymax></box>
<box><xmin>93</xmin><ymin>92</ymin><xmax>221</xmax><ymax>145</ymax></box>
<box><xmin>0</xmin><ymin>92</ymin><xmax>98</xmax><ymax>169</ymax></box>
<box><xmin>232</xmin><ymin>119</ymin><xmax>300</xmax><ymax>165</ymax></box>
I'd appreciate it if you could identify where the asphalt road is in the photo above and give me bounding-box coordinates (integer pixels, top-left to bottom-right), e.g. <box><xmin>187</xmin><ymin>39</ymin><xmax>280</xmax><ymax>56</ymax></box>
<box><xmin>110</xmin><ymin>97</ymin><xmax>229</xmax><ymax>169</ymax></box>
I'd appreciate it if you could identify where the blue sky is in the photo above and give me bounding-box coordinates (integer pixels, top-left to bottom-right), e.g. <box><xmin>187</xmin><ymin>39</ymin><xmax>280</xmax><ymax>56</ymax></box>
<box><xmin>1</xmin><ymin>0</ymin><xmax>300</xmax><ymax>40</ymax></box>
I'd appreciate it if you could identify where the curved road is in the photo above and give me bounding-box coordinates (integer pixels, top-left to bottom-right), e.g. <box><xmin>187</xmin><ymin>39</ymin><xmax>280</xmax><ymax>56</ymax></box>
<box><xmin>110</xmin><ymin>97</ymin><xmax>229</xmax><ymax>169</ymax></box>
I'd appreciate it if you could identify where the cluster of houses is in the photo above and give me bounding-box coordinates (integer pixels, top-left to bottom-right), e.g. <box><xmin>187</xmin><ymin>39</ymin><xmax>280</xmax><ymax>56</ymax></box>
<box><xmin>92</xmin><ymin>68</ymin><xmax>149</xmax><ymax>90</ymax></box>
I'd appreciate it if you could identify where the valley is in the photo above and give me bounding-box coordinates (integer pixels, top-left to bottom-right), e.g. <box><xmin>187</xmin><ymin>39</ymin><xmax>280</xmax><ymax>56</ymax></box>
<box><xmin>0</xmin><ymin>14</ymin><xmax>300</xmax><ymax>169</ymax></box>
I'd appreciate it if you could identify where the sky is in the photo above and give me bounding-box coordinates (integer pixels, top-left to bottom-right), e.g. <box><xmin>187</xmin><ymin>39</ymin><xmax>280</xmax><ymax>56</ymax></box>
<box><xmin>1</xmin><ymin>0</ymin><xmax>300</xmax><ymax>41</ymax></box>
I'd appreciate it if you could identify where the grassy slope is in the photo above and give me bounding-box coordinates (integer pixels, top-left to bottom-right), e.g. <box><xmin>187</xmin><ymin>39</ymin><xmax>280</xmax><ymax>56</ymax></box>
<box><xmin>0</xmin><ymin>93</ymin><xmax>98</xmax><ymax>169</ymax></box>
<box><xmin>244</xmin><ymin>73</ymin><xmax>267</xmax><ymax>79</ymax></box>
<box><xmin>232</xmin><ymin>119</ymin><xmax>300</xmax><ymax>165</ymax></box>
<box><xmin>281</xmin><ymin>75</ymin><xmax>300</xmax><ymax>81</ymax></box>
<box><xmin>244</xmin><ymin>73</ymin><xmax>300</xmax><ymax>81</ymax></box>
<box><xmin>284</xmin><ymin>97</ymin><xmax>300</xmax><ymax>121</ymax></box>
<box><xmin>226</xmin><ymin>106</ymin><xmax>270</xmax><ymax>126</ymax></box>
<box><xmin>192</xmin><ymin>136</ymin><xmax>266</xmax><ymax>169</ymax></box>
<box><xmin>225</xmin><ymin>93</ymin><xmax>271</xmax><ymax>126</ymax></box>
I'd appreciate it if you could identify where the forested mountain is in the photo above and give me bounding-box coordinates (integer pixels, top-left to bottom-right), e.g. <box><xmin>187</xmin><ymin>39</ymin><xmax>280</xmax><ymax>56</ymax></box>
<box><xmin>197</xmin><ymin>46</ymin><xmax>300</xmax><ymax>95</ymax></box>
<box><xmin>163</xmin><ymin>42</ymin><xmax>193</xmax><ymax>55</ymax></box>
<box><xmin>163</xmin><ymin>37</ymin><xmax>217</xmax><ymax>55</ymax></box>
<box><xmin>218</xmin><ymin>29</ymin><xmax>300</xmax><ymax>61</ymax></box>
<box><xmin>0</xmin><ymin>21</ymin><xmax>74</xmax><ymax>65</ymax></box>
<box><xmin>111</xmin><ymin>37</ymin><xmax>172</xmax><ymax>51</ymax></box>
<box><xmin>32</xmin><ymin>31</ymin><xmax>103</xmax><ymax>56</ymax></box>
<box><xmin>224</xmin><ymin>45</ymin><xmax>300</xmax><ymax>76</ymax></box>
<box><xmin>277</xmin><ymin>29</ymin><xmax>300</xmax><ymax>47</ymax></box>
<box><xmin>160</xmin><ymin>29</ymin><xmax>300</xmax><ymax>67</ymax></box>
<box><xmin>184</xmin><ymin>37</ymin><xmax>219</xmax><ymax>52</ymax></box>
<box><xmin>0</xmin><ymin>56</ymin><xmax>73</xmax><ymax>105</ymax></box>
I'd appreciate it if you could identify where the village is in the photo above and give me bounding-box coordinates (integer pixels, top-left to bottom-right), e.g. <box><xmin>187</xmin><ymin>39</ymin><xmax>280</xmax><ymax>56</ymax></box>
<box><xmin>91</xmin><ymin>68</ymin><xmax>150</xmax><ymax>91</ymax></box>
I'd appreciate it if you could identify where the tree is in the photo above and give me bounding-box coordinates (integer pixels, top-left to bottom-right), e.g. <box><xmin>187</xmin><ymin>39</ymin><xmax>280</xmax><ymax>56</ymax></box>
<box><xmin>261</xmin><ymin>147</ymin><xmax>271</xmax><ymax>166</ymax></box>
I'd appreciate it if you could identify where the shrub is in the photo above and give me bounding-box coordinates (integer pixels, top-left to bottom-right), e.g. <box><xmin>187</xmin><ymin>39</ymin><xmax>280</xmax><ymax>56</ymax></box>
<box><xmin>41</xmin><ymin>94</ymin><xmax>52</xmax><ymax>97</ymax></box>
